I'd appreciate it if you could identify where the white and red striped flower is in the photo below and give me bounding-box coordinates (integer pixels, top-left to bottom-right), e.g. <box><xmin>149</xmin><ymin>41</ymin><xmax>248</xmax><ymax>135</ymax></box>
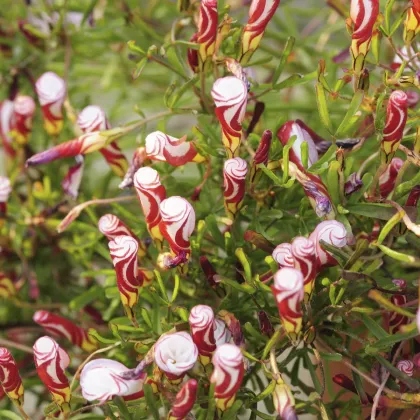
<box><xmin>211</xmin><ymin>343</ymin><xmax>244</xmax><ymax>411</ymax></box>
<box><xmin>308</xmin><ymin>220</ymin><xmax>347</xmax><ymax>269</ymax></box>
<box><xmin>61</xmin><ymin>155</ymin><xmax>84</xmax><ymax>198</ymax></box>
<box><xmin>77</xmin><ymin>105</ymin><xmax>128</xmax><ymax>177</ymax></box>
<box><xmin>404</xmin><ymin>0</ymin><xmax>420</xmax><ymax>44</ymax></box>
<box><xmin>159</xmin><ymin>196</ymin><xmax>196</xmax><ymax>259</ymax></box>
<box><xmin>349</xmin><ymin>0</ymin><xmax>379</xmax><ymax>73</ymax></box>
<box><xmin>397</xmin><ymin>360</ymin><xmax>414</xmax><ymax>377</ymax></box>
<box><xmin>214</xmin><ymin>318</ymin><xmax>232</xmax><ymax>346</ymax></box>
<box><xmin>211</xmin><ymin>76</ymin><xmax>248</xmax><ymax>158</ymax></box>
<box><xmin>168</xmin><ymin>378</ymin><xmax>198</xmax><ymax>420</ymax></box>
<box><xmin>154</xmin><ymin>332</ymin><xmax>198</xmax><ymax>381</ymax></box>
<box><xmin>35</xmin><ymin>72</ymin><xmax>66</xmax><ymax>135</ymax></box>
<box><xmin>379</xmin><ymin>157</ymin><xmax>404</xmax><ymax>198</ymax></box>
<box><xmin>108</xmin><ymin>235</ymin><xmax>142</xmax><ymax>321</ymax></box>
<box><xmin>134</xmin><ymin>167</ymin><xmax>167</xmax><ymax>245</ymax></box>
<box><xmin>189</xmin><ymin>305</ymin><xmax>216</xmax><ymax>361</ymax></box>
<box><xmin>388</xmin><ymin>295</ymin><xmax>409</xmax><ymax>335</ymax></box>
<box><xmin>272</xmin><ymin>243</ymin><xmax>295</xmax><ymax>268</ymax></box>
<box><xmin>0</xmin><ymin>176</ymin><xmax>11</xmax><ymax>216</ymax></box>
<box><xmin>80</xmin><ymin>358</ymin><xmax>147</xmax><ymax>402</ymax></box>
<box><xmin>11</xmin><ymin>95</ymin><xmax>36</xmax><ymax>145</ymax></box>
<box><xmin>272</xmin><ymin>379</ymin><xmax>296</xmax><ymax>419</ymax></box>
<box><xmin>381</xmin><ymin>91</ymin><xmax>408</xmax><ymax>165</ymax></box>
<box><xmin>271</xmin><ymin>268</ymin><xmax>304</xmax><ymax>335</ymax></box>
<box><xmin>0</xmin><ymin>100</ymin><xmax>15</xmax><ymax>157</ymax></box>
<box><xmin>33</xmin><ymin>336</ymin><xmax>71</xmax><ymax>412</ymax></box>
<box><xmin>223</xmin><ymin>157</ymin><xmax>248</xmax><ymax>219</ymax></box>
<box><xmin>197</xmin><ymin>0</ymin><xmax>218</xmax><ymax>66</ymax></box>
<box><xmin>291</xmin><ymin>236</ymin><xmax>317</xmax><ymax>298</ymax></box>
<box><xmin>0</xmin><ymin>348</ymin><xmax>24</xmax><ymax>406</ymax></box>
<box><xmin>33</xmin><ymin>310</ymin><xmax>98</xmax><ymax>353</ymax></box>
<box><xmin>251</xmin><ymin>129</ymin><xmax>272</xmax><ymax>183</ymax></box>
<box><xmin>240</xmin><ymin>0</ymin><xmax>281</xmax><ymax>64</ymax></box>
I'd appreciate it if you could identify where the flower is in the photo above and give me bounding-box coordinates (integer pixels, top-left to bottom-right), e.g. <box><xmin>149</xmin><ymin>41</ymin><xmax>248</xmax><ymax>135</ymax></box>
<box><xmin>271</xmin><ymin>268</ymin><xmax>304</xmax><ymax>335</ymax></box>
<box><xmin>0</xmin><ymin>176</ymin><xmax>11</xmax><ymax>216</ymax></box>
<box><xmin>214</xmin><ymin>319</ymin><xmax>232</xmax><ymax>346</ymax></box>
<box><xmin>403</xmin><ymin>0</ymin><xmax>420</xmax><ymax>44</ymax></box>
<box><xmin>308</xmin><ymin>220</ymin><xmax>347</xmax><ymax>269</ymax></box>
<box><xmin>11</xmin><ymin>95</ymin><xmax>36</xmax><ymax>145</ymax></box>
<box><xmin>272</xmin><ymin>379</ymin><xmax>297</xmax><ymax>420</ymax></box>
<box><xmin>381</xmin><ymin>91</ymin><xmax>408</xmax><ymax>165</ymax></box>
<box><xmin>291</xmin><ymin>236</ymin><xmax>317</xmax><ymax>297</ymax></box>
<box><xmin>258</xmin><ymin>310</ymin><xmax>274</xmax><ymax>337</ymax></box>
<box><xmin>223</xmin><ymin>157</ymin><xmax>248</xmax><ymax>219</ymax></box>
<box><xmin>108</xmin><ymin>235</ymin><xmax>143</xmax><ymax>321</ymax></box>
<box><xmin>250</xmin><ymin>129</ymin><xmax>272</xmax><ymax>183</ymax></box>
<box><xmin>159</xmin><ymin>196</ymin><xmax>196</xmax><ymax>259</ymax></box>
<box><xmin>61</xmin><ymin>155</ymin><xmax>84</xmax><ymax>198</ymax></box>
<box><xmin>154</xmin><ymin>332</ymin><xmax>198</xmax><ymax>380</ymax></box>
<box><xmin>133</xmin><ymin>167</ymin><xmax>167</xmax><ymax>245</ymax></box>
<box><xmin>187</xmin><ymin>33</ymin><xmax>199</xmax><ymax>73</ymax></box>
<box><xmin>379</xmin><ymin>157</ymin><xmax>404</xmax><ymax>198</ymax></box>
<box><xmin>197</xmin><ymin>0</ymin><xmax>218</xmax><ymax>66</ymax></box>
<box><xmin>0</xmin><ymin>100</ymin><xmax>15</xmax><ymax>157</ymax></box>
<box><xmin>344</xmin><ymin>173</ymin><xmax>363</xmax><ymax>196</ymax></box>
<box><xmin>0</xmin><ymin>348</ymin><xmax>24</xmax><ymax>406</ymax></box>
<box><xmin>211</xmin><ymin>343</ymin><xmax>244</xmax><ymax>411</ymax></box>
<box><xmin>80</xmin><ymin>358</ymin><xmax>147</xmax><ymax>402</ymax></box>
<box><xmin>272</xmin><ymin>243</ymin><xmax>295</xmax><ymax>268</ymax></box>
<box><xmin>119</xmin><ymin>147</ymin><xmax>147</xmax><ymax>189</ymax></box>
<box><xmin>388</xmin><ymin>295</ymin><xmax>409</xmax><ymax>335</ymax></box>
<box><xmin>349</xmin><ymin>0</ymin><xmax>379</xmax><ymax>73</ymax></box>
<box><xmin>35</xmin><ymin>72</ymin><xmax>66</xmax><ymax>135</ymax></box>
<box><xmin>199</xmin><ymin>256</ymin><xmax>221</xmax><ymax>288</ymax></box>
<box><xmin>211</xmin><ymin>76</ymin><xmax>248</xmax><ymax>158</ymax></box>
<box><xmin>240</xmin><ymin>0</ymin><xmax>280</xmax><ymax>64</ymax></box>
<box><xmin>77</xmin><ymin>105</ymin><xmax>128</xmax><ymax>177</ymax></box>
<box><xmin>218</xmin><ymin>310</ymin><xmax>244</xmax><ymax>347</ymax></box>
<box><xmin>33</xmin><ymin>336</ymin><xmax>71</xmax><ymax>412</ymax></box>
<box><xmin>392</xmin><ymin>279</ymin><xmax>407</xmax><ymax>289</ymax></box>
<box><xmin>33</xmin><ymin>310</ymin><xmax>98</xmax><ymax>353</ymax></box>
<box><xmin>406</xmin><ymin>185</ymin><xmax>420</xmax><ymax>207</ymax></box>
<box><xmin>189</xmin><ymin>305</ymin><xmax>216</xmax><ymax>361</ymax></box>
<box><xmin>168</xmin><ymin>379</ymin><xmax>198</xmax><ymax>420</ymax></box>
<box><xmin>0</xmin><ymin>273</ymin><xmax>17</xmax><ymax>299</ymax></box>
<box><xmin>396</xmin><ymin>360</ymin><xmax>414</xmax><ymax>377</ymax></box>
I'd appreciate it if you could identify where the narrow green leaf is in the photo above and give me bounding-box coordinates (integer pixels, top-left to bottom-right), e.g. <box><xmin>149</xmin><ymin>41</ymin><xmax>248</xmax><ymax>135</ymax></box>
<box><xmin>88</xmin><ymin>328</ymin><xmax>118</xmax><ymax>344</ymax></box>
<box><xmin>205</xmin><ymin>214</ymin><xmax>225</xmax><ymax>247</ymax></box>
<box><xmin>273</xmin><ymin>71</ymin><xmax>317</xmax><ymax>90</ymax></box>
<box><xmin>319</xmin><ymin>352</ymin><xmax>343</xmax><ymax>362</ymax></box>
<box><xmin>143</xmin><ymin>384</ymin><xmax>160</xmax><ymax>420</ymax></box>
<box><xmin>376</xmin><ymin>244</ymin><xmax>420</xmax><ymax>266</ymax></box>
<box><xmin>385</xmin><ymin>0</ymin><xmax>396</xmax><ymax>34</ymax></box>
<box><xmin>169</xmin><ymin>76</ymin><xmax>198</xmax><ymax>108</ymax></box>
<box><xmin>315</xmin><ymin>82</ymin><xmax>333</xmax><ymax>133</ymax></box>
<box><xmin>222</xmin><ymin>400</ymin><xmax>244</xmax><ymax>419</ymax></box>
<box><xmin>132</xmin><ymin>57</ymin><xmax>147</xmax><ymax>80</ymax></box>
<box><xmin>303</xmin><ymin>352</ymin><xmax>322</xmax><ymax>394</ymax></box>
<box><xmin>0</xmin><ymin>410</ymin><xmax>25</xmax><ymax>420</ymax></box>
<box><xmin>335</xmin><ymin>90</ymin><xmax>364</xmax><ymax>137</ymax></box>
<box><xmin>327</xmin><ymin>161</ymin><xmax>341</xmax><ymax>206</ymax></box>
<box><xmin>153</xmin><ymin>270</ymin><xmax>168</xmax><ymax>301</ymax></box>
<box><xmin>249</xmin><ymin>380</ymin><xmax>276</xmax><ymax>404</ymax></box>
<box><xmin>69</xmin><ymin>285</ymin><xmax>104</xmax><ymax>311</ymax></box>
<box><xmin>367</xmin><ymin>323</ymin><xmax>418</xmax><ymax>351</ymax></box>
<box><xmin>272</xmin><ymin>36</ymin><xmax>296</xmax><ymax>85</ymax></box>
<box><xmin>113</xmin><ymin>396</ymin><xmax>132</xmax><ymax>420</ymax></box>
<box><xmin>359</xmin><ymin>314</ymin><xmax>389</xmax><ymax>340</ymax></box>
<box><xmin>262</xmin><ymin>330</ymin><xmax>281</xmax><ymax>359</ymax></box>
<box><xmin>171</xmin><ymin>274</ymin><xmax>180</xmax><ymax>303</ymax></box>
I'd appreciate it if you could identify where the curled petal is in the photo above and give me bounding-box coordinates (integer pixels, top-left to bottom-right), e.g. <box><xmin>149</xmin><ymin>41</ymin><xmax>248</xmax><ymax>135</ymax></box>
<box><xmin>214</xmin><ymin>319</ymin><xmax>232</xmax><ymax>346</ymax></box>
<box><xmin>163</xmin><ymin>133</ymin><xmax>204</xmax><ymax>166</ymax></box>
<box><xmin>308</xmin><ymin>220</ymin><xmax>347</xmax><ymax>269</ymax></box>
<box><xmin>80</xmin><ymin>358</ymin><xmax>146</xmax><ymax>402</ymax></box>
<box><xmin>223</xmin><ymin>157</ymin><xmax>248</xmax><ymax>219</ymax></box>
<box><xmin>381</xmin><ymin>91</ymin><xmax>408</xmax><ymax>164</ymax></box>
<box><xmin>344</xmin><ymin>172</ymin><xmax>363</xmax><ymax>196</ymax></box>
<box><xmin>392</xmin><ymin>279</ymin><xmax>407</xmax><ymax>289</ymax></box>
<box><xmin>33</xmin><ymin>310</ymin><xmax>98</xmax><ymax>353</ymax></box>
<box><xmin>218</xmin><ymin>310</ymin><xmax>244</xmax><ymax>347</ymax></box>
<box><xmin>189</xmin><ymin>305</ymin><xmax>216</xmax><ymax>358</ymax></box>
<box><xmin>154</xmin><ymin>332</ymin><xmax>198</xmax><ymax>380</ymax></box>
<box><xmin>252</xmin><ymin>130</ymin><xmax>272</xmax><ymax>168</ymax></box>
<box><xmin>168</xmin><ymin>379</ymin><xmax>198</xmax><ymax>420</ymax></box>
<box><xmin>388</xmin><ymin>295</ymin><xmax>409</xmax><ymax>335</ymax></box>
<box><xmin>211</xmin><ymin>344</ymin><xmax>244</xmax><ymax>411</ymax></box>
<box><xmin>35</xmin><ymin>72</ymin><xmax>66</xmax><ymax>135</ymax></box>
<box><xmin>396</xmin><ymin>360</ymin><xmax>414</xmax><ymax>377</ymax></box>
<box><xmin>33</xmin><ymin>336</ymin><xmax>71</xmax><ymax>412</ymax></box>
<box><xmin>0</xmin><ymin>100</ymin><xmax>15</xmax><ymax>157</ymax></box>
<box><xmin>211</xmin><ymin>76</ymin><xmax>248</xmax><ymax>158</ymax></box>
<box><xmin>0</xmin><ymin>348</ymin><xmax>24</xmax><ymax>405</ymax></box>
<box><xmin>197</xmin><ymin>0</ymin><xmax>218</xmax><ymax>64</ymax></box>
<box><xmin>379</xmin><ymin>158</ymin><xmax>404</xmax><ymax>198</ymax></box>
<box><xmin>119</xmin><ymin>147</ymin><xmax>147</xmax><ymax>189</ymax></box>
<box><xmin>145</xmin><ymin>131</ymin><xmax>167</xmax><ymax>161</ymax></box>
<box><xmin>61</xmin><ymin>156</ymin><xmax>84</xmax><ymax>198</ymax></box>
<box><xmin>272</xmin><ymin>243</ymin><xmax>295</xmax><ymax>268</ymax></box>
<box><xmin>11</xmin><ymin>95</ymin><xmax>36</xmax><ymax>144</ymax></box>
<box><xmin>271</xmin><ymin>268</ymin><xmax>304</xmax><ymax>335</ymax></box>
<box><xmin>291</xmin><ymin>236</ymin><xmax>317</xmax><ymax>297</ymax></box>
<box><xmin>272</xmin><ymin>380</ymin><xmax>297</xmax><ymax>420</ymax></box>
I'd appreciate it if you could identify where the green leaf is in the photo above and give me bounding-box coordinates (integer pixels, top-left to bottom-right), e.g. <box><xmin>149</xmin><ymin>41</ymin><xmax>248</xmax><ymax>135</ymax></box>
<box><xmin>366</xmin><ymin>323</ymin><xmax>418</xmax><ymax>351</ymax></box>
<box><xmin>169</xmin><ymin>76</ymin><xmax>198</xmax><ymax>108</ymax></box>
<box><xmin>222</xmin><ymin>400</ymin><xmax>244</xmax><ymax>419</ymax></box>
<box><xmin>315</xmin><ymin>82</ymin><xmax>333</xmax><ymax>134</ymax></box>
<box><xmin>319</xmin><ymin>240</ymin><xmax>349</xmax><ymax>267</ymax></box>
<box><xmin>205</xmin><ymin>214</ymin><xmax>225</xmax><ymax>247</ymax></box>
<box><xmin>272</xmin><ymin>36</ymin><xmax>296</xmax><ymax>86</ymax></box>
<box><xmin>0</xmin><ymin>410</ymin><xmax>25</xmax><ymax>420</ymax></box>
<box><xmin>273</xmin><ymin>71</ymin><xmax>317</xmax><ymax>91</ymax></box>
<box><xmin>346</xmin><ymin>203</ymin><xmax>416</xmax><ymax>221</ymax></box>
<box><xmin>220</xmin><ymin>277</ymin><xmax>256</xmax><ymax>294</ymax></box>
<box><xmin>319</xmin><ymin>352</ymin><xmax>343</xmax><ymax>362</ymax></box>
<box><xmin>113</xmin><ymin>396</ymin><xmax>132</xmax><ymax>420</ymax></box>
<box><xmin>376</xmin><ymin>244</ymin><xmax>420</xmax><ymax>266</ymax></box>
<box><xmin>143</xmin><ymin>384</ymin><xmax>160</xmax><ymax>420</ymax></box>
<box><xmin>384</xmin><ymin>0</ymin><xmax>396</xmax><ymax>34</ymax></box>
<box><xmin>359</xmin><ymin>313</ymin><xmax>388</xmax><ymax>340</ymax></box>
<box><xmin>88</xmin><ymin>328</ymin><xmax>118</xmax><ymax>344</ymax></box>
<box><xmin>171</xmin><ymin>274</ymin><xmax>180</xmax><ymax>303</ymax></box>
<box><xmin>335</xmin><ymin>90</ymin><xmax>364</xmax><ymax>137</ymax></box>
<box><xmin>132</xmin><ymin>57</ymin><xmax>148</xmax><ymax>80</ymax></box>
<box><xmin>69</xmin><ymin>285</ymin><xmax>104</xmax><ymax>311</ymax></box>
<box><xmin>303</xmin><ymin>351</ymin><xmax>322</xmax><ymax>394</ymax></box>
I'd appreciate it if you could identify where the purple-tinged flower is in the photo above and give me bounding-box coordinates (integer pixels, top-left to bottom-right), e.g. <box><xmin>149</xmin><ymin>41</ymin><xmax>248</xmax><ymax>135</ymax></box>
<box><xmin>11</xmin><ymin>95</ymin><xmax>36</xmax><ymax>145</ymax></box>
<box><xmin>168</xmin><ymin>379</ymin><xmax>198</xmax><ymax>420</ymax></box>
<box><xmin>344</xmin><ymin>173</ymin><xmax>363</xmax><ymax>196</ymax></box>
<box><xmin>396</xmin><ymin>360</ymin><xmax>414</xmax><ymax>377</ymax></box>
<box><xmin>223</xmin><ymin>157</ymin><xmax>248</xmax><ymax>219</ymax></box>
<box><xmin>272</xmin><ymin>379</ymin><xmax>297</xmax><ymax>420</ymax></box>
<box><xmin>218</xmin><ymin>310</ymin><xmax>244</xmax><ymax>347</ymax></box>
<box><xmin>189</xmin><ymin>305</ymin><xmax>216</xmax><ymax>362</ymax></box>
<box><xmin>379</xmin><ymin>157</ymin><xmax>404</xmax><ymax>198</ymax></box>
<box><xmin>0</xmin><ymin>348</ymin><xmax>24</xmax><ymax>406</ymax></box>
<box><xmin>392</xmin><ymin>279</ymin><xmax>407</xmax><ymax>289</ymax></box>
<box><xmin>80</xmin><ymin>358</ymin><xmax>147</xmax><ymax>402</ymax></box>
<box><xmin>272</xmin><ymin>243</ymin><xmax>295</xmax><ymax>268</ymax></box>
<box><xmin>61</xmin><ymin>156</ymin><xmax>84</xmax><ymax>198</ymax></box>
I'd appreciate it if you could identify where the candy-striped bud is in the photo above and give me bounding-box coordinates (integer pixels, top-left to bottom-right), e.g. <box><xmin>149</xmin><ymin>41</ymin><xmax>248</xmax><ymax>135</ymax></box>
<box><xmin>98</xmin><ymin>213</ymin><xmax>146</xmax><ymax>257</ymax></box>
<box><xmin>388</xmin><ymin>295</ymin><xmax>409</xmax><ymax>334</ymax></box>
<box><xmin>134</xmin><ymin>167</ymin><xmax>167</xmax><ymax>245</ymax></box>
<box><xmin>189</xmin><ymin>305</ymin><xmax>216</xmax><ymax>364</ymax></box>
<box><xmin>349</xmin><ymin>0</ymin><xmax>379</xmax><ymax>73</ymax></box>
<box><xmin>240</xmin><ymin>0</ymin><xmax>280</xmax><ymax>64</ymax></box>
<box><xmin>0</xmin><ymin>100</ymin><xmax>15</xmax><ymax>157</ymax></box>
<box><xmin>272</xmin><ymin>378</ymin><xmax>297</xmax><ymax>420</ymax></box>
<box><xmin>11</xmin><ymin>95</ymin><xmax>36</xmax><ymax>145</ymax></box>
<box><xmin>403</xmin><ymin>0</ymin><xmax>420</xmax><ymax>44</ymax></box>
<box><xmin>80</xmin><ymin>358</ymin><xmax>147</xmax><ymax>402</ymax></box>
<box><xmin>250</xmin><ymin>129</ymin><xmax>272</xmax><ymax>183</ymax></box>
<box><xmin>272</xmin><ymin>243</ymin><xmax>295</xmax><ymax>268</ymax></box>
<box><xmin>211</xmin><ymin>76</ymin><xmax>248</xmax><ymax>158</ymax></box>
<box><xmin>258</xmin><ymin>310</ymin><xmax>274</xmax><ymax>337</ymax></box>
<box><xmin>108</xmin><ymin>236</ymin><xmax>142</xmax><ymax>322</ymax></box>
<box><xmin>381</xmin><ymin>91</ymin><xmax>408</xmax><ymax>165</ymax></box>
<box><xmin>397</xmin><ymin>360</ymin><xmax>414</xmax><ymax>377</ymax></box>
<box><xmin>0</xmin><ymin>273</ymin><xmax>17</xmax><ymax>299</ymax></box>
<box><xmin>223</xmin><ymin>157</ymin><xmax>248</xmax><ymax>219</ymax></box>
<box><xmin>168</xmin><ymin>379</ymin><xmax>198</xmax><ymax>420</ymax></box>
<box><xmin>35</xmin><ymin>72</ymin><xmax>66</xmax><ymax>135</ymax></box>
<box><xmin>308</xmin><ymin>220</ymin><xmax>347</xmax><ymax>269</ymax></box>
<box><xmin>197</xmin><ymin>0</ymin><xmax>218</xmax><ymax>67</ymax></box>
<box><xmin>291</xmin><ymin>236</ymin><xmax>317</xmax><ymax>298</ymax></box>
<box><xmin>0</xmin><ymin>348</ymin><xmax>24</xmax><ymax>406</ymax></box>
<box><xmin>159</xmin><ymin>196</ymin><xmax>196</xmax><ymax>259</ymax></box>
<box><xmin>33</xmin><ymin>336</ymin><xmax>71</xmax><ymax>412</ymax></box>
<box><xmin>211</xmin><ymin>344</ymin><xmax>244</xmax><ymax>411</ymax></box>
<box><xmin>187</xmin><ymin>33</ymin><xmax>199</xmax><ymax>73</ymax></box>
<box><xmin>154</xmin><ymin>332</ymin><xmax>198</xmax><ymax>381</ymax></box>
<box><xmin>33</xmin><ymin>310</ymin><xmax>98</xmax><ymax>353</ymax></box>
<box><xmin>0</xmin><ymin>176</ymin><xmax>11</xmax><ymax>217</ymax></box>
<box><xmin>379</xmin><ymin>157</ymin><xmax>404</xmax><ymax>198</ymax></box>
<box><xmin>61</xmin><ymin>156</ymin><xmax>84</xmax><ymax>198</ymax></box>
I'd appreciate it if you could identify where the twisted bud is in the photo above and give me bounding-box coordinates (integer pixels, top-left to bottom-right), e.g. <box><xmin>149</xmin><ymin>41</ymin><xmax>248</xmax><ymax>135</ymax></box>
<box><xmin>119</xmin><ymin>147</ymin><xmax>147</xmax><ymax>189</ymax></box>
<box><xmin>272</xmin><ymin>243</ymin><xmax>295</xmax><ymax>268</ymax></box>
<box><xmin>197</xmin><ymin>0</ymin><xmax>218</xmax><ymax>68</ymax></box>
<box><xmin>33</xmin><ymin>310</ymin><xmax>98</xmax><ymax>353</ymax></box>
<box><xmin>223</xmin><ymin>157</ymin><xmax>248</xmax><ymax>219</ymax></box>
<box><xmin>33</xmin><ymin>336</ymin><xmax>71</xmax><ymax>413</ymax></box>
<box><xmin>168</xmin><ymin>379</ymin><xmax>198</xmax><ymax>420</ymax></box>
<box><xmin>271</xmin><ymin>268</ymin><xmax>304</xmax><ymax>336</ymax></box>
<box><xmin>35</xmin><ymin>72</ymin><xmax>66</xmax><ymax>135</ymax></box>
<box><xmin>379</xmin><ymin>157</ymin><xmax>404</xmax><ymax>198</ymax></box>
<box><xmin>397</xmin><ymin>360</ymin><xmax>414</xmax><ymax>377</ymax></box>
<box><xmin>189</xmin><ymin>304</ymin><xmax>216</xmax><ymax>364</ymax></box>
<box><xmin>272</xmin><ymin>378</ymin><xmax>297</xmax><ymax>420</ymax></box>
<box><xmin>11</xmin><ymin>95</ymin><xmax>36</xmax><ymax>144</ymax></box>
<box><xmin>211</xmin><ymin>343</ymin><xmax>244</xmax><ymax>411</ymax></box>
<box><xmin>250</xmin><ymin>129</ymin><xmax>272</xmax><ymax>183</ymax></box>
<box><xmin>61</xmin><ymin>155</ymin><xmax>84</xmax><ymax>198</ymax></box>
<box><xmin>291</xmin><ymin>237</ymin><xmax>317</xmax><ymax>298</ymax></box>
<box><xmin>0</xmin><ymin>348</ymin><xmax>24</xmax><ymax>407</ymax></box>
<box><xmin>199</xmin><ymin>256</ymin><xmax>221</xmax><ymax>288</ymax></box>
<box><xmin>211</xmin><ymin>76</ymin><xmax>248</xmax><ymax>158</ymax></box>
<box><xmin>403</xmin><ymin>0</ymin><xmax>420</xmax><ymax>44</ymax></box>
<box><xmin>240</xmin><ymin>0</ymin><xmax>280</xmax><ymax>64</ymax></box>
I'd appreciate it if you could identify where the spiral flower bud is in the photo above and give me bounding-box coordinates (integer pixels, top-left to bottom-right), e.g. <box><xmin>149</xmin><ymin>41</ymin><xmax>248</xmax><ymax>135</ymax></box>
<box><xmin>396</xmin><ymin>360</ymin><xmax>414</xmax><ymax>377</ymax></box>
<box><xmin>189</xmin><ymin>305</ymin><xmax>216</xmax><ymax>362</ymax></box>
<box><xmin>11</xmin><ymin>95</ymin><xmax>35</xmax><ymax>145</ymax></box>
<box><xmin>272</xmin><ymin>243</ymin><xmax>295</xmax><ymax>268</ymax></box>
<box><xmin>168</xmin><ymin>379</ymin><xmax>198</xmax><ymax>420</ymax></box>
<box><xmin>197</xmin><ymin>0</ymin><xmax>218</xmax><ymax>66</ymax></box>
<box><xmin>251</xmin><ymin>129</ymin><xmax>272</xmax><ymax>183</ymax></box>
<box><xmin>403</xmin><ymin>0</ymin><xmax>420</xmax><ymax>44</ymax></box>
<box><xmin>223</xmin><ymin>157</ymin><xmax>248</xmax><ymax>219</ymax></box>
<box><xmin>214</xmin><ymin>318</ymin><xmax>232</xmax><ymax>346</ymax></box>
<box><xmin>0</xmin><ymin>100</ymin><xmax>15</xmax><ymax>157</ymax></box>
<box><xmin>0</xmin><ymin>176</ymin><xmax>11</xmax><ymax>217</ymax></box>
<box><xmin>291</xmin><ymin>236</ymin><xmax>317</xmax><ymax>298</ymax></box>
<box><xmin>0</xmin><ymin>348</ymin><xmax>24</xmax><ymax>406</ymax></box>
<box><xmin>272</xmin><ymin>379</ymin><xmax>297</xmax><ymax>420</ymax></box>
<box><xmin>379</xmin><ymin>157</ymin><xmax>404</xmax><ymax>198</ymax></box>
<box><xmin>61</xmin><ymin>156</ymin><xmax>84</xmax><ymax>198</ymax></box>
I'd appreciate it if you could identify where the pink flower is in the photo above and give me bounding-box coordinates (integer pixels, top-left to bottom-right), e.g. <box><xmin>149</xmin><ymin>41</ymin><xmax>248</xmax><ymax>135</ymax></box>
<box><xmin>80</xmin><ymin>358</ymin><xmax>147</xmax><ymax>402</ymax></box>
<box><xmin>11</xmin><ymin>95</ymin><xmax>36</xmax><ymax>145</ymax></box>
<box><xmin>154</xmin><ymin>332</ymin><xmax>198</xmax><ymax>380</ymax></box>
<box><xmin>189</xmin><ymin>305</ymin><xmax>216</xmax><ymax>360</ymax></box>
<box><xmin>291</xmin><ymin>236</ymin><xmax>317</xmax><ymax>297</ymax></box>
<box><xmin>168</xmin><ymin>379</ymin><xmax>198</xmax><ymax>420</ymax></box>
<box><xmin>61</xmin><ymin>156</ymin><xmax>84</xmax><ymax>198</ymax></box>
<box><xmin>223</xmin><ymin>157</ymin><xmax>248</xmax><ymax>219</ymax></box>
<box><xmin>35</xmin><ymin>72</ymin><xmax>66</xmax><ymax>135</ymax></box>
<box><xmin>396</xmin><ymin>360</ymin><xmax>414</xmax><ymax>377</ymax></box>
<box><xmin>272</xmin><ymin>243</ymin><xmax>295</xmax><ymax>268</ymax></box>
<box><xmin>0</xmin><ymin>348</ymin><xmax>24</xmax><ymax>406</ymax></box>
<box><xmin>211</xmin><ymin>343</ymin><xmax>244</xmax><ymax>411</ymax></box>
<box><xmin>271</xmin><ymin>268</ymin><xmax>304</xmax><ymax>335</ymax></box>
<box><xmin>413</xmin><ymin>353</ymin><xmax>420</xmax><ymax>369</ymax></box>
<box><xmin>33</xmin><ymin>336</ymin><xmax>71</xmax><ymax>412</ymax></box>
<box><xmin>33</xmin><ymin>310</ymin><xmax>98</xmax><ymax>353</ymax></box>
